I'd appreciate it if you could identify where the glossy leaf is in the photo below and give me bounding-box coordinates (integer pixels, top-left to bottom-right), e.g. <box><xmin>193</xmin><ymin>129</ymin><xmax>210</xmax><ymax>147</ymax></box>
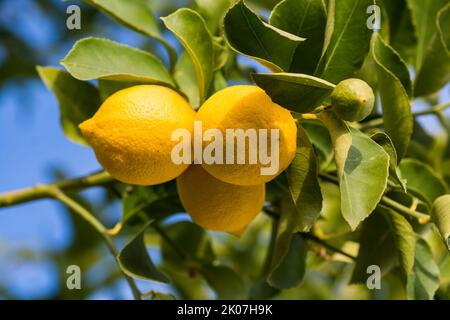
<box><xmin>268</xmin><ymin>234</ymin><xmax>307</xmax><ymax>289</ymax></box>
<box><xmin>213</xmin><ymin>40</ymin><xmax>229</xmax><ymax>71</ymax></box>
<box><xmin>174</xmin><ymin>51</ymin><xmax>200</xmax><ymax>108</ymax></box>
<box><xmin>118</xmin><ymin>222</ymin><xmax>169</xmax><ymax>283</ymax></box>
<box><xmin>350</xmin><ymin>211</ymin><xmax>398</xmax><ymax>283</ymax></box>
<box><xmin>319</xmin><ymin>111</ymin><xmax>389</xmax><ymax>230</ymax></box>
<box><xmin>371</xmin><ymin>132</ymin><xmax>407</xmax><ymax>191</ymax></box>
<box><xmin>265</xmin><ymin>197</ymin><xmax>294</xmax><ymax>279</ymax></box>
<box><xmin>122</xmin><ymin>184</ymin><xmax>182</xmax><ymax>225</ymax></box>
<box><xmin>432</xmin><ymin>195</ymin><xmax>450</xmax><ymax>250</ymax></box>
<box><xmin>269</xmin><ymin>0</ymin><xmax>327</xmax><ymax>74</ymax></box>
<box><xmin>285</xmin><ymin>124</ymin><xmax>323</xmax><ymax>232</ymax></box>
<box><xmin>161</xmin><ymin>222</ymin><xmax>215</xmax><ymax>268</ymax></box>
<box><xmin>315</xmin><ymin>0</ymin><xmax>374</xmax><ymax>83</ymax></box>
<box><xmin>399</xmin><ymin>159</ymin><xmax>448</xmax><ymax>205</ymax></box>
<box><xmin>61</xmin><ymin>38</ymin><xmax>174</xmax><ymax>86</ymax></box>
<box><xmin>414</xmin><ymin>3</ymin><xmax>450</xmax><ymax>97</ymax></box>
<box><xmin>223</xmin><ymin>0</ymin><xmax>304</xmax><ymax>72</ymax></box>
<box><xmin>201</xmin><ymin>265</ymin><xmax>247</xmax><ymax>299</ymax></box>
<box><xmin>98</xmin><ymin>80</ymin><xmax>138</xmax><ymax>101</ymax></box>
<box><xmin>82</xmin><ymin>0</ymin><xmax>176</xmax><ymax>66</ymax></box>
<box><xmin>372</xmin><ymin>33</ymin><xmax>413</xmax><ymax>161</ymax></box>
<box><xmin>407</xmin><ymin>239</ymin><xmax>440</xmax><ymax>300</ymax></box>
<box><xmin>196</xmin><ymin>0</ymin><xmax>232</xmax><ymax>34</ymax></box>
<box><xmin>37</xmin><ymin>66</ymin><xmax>100</xmax><ymax>145</ymax></box>
<box><xmin>162</xmin><ymin>9</ymin><xmax>214</xmax><ymax>103</ymax></box>
<box><xmin>252</xmin><ymin>73</ymin><xmax>335</xmax><ymax>113</ymax></box>
<box><xmin>407</xmin><ymin>0</ymin><xmax>448</xmax><ymax>70</ymax></box>
<box><xmin>383</xmin><ymin>208</ymin><xmax>416</xmax><ymax>281</ymax></box>
<box><xmin>381</xmin><ymin>0</ymin><xmax>418</xmax><ymax>64</ymax></box>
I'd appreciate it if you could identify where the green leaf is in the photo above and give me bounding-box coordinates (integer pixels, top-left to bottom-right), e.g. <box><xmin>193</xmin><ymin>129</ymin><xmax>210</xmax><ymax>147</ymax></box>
<box><xmin>37</xmin><ymin>66</ymin><xmax>100</xmax><ymax>145</ymax></box>
<box><xmin>223</xmin><ymin>0</ymin><xmax>304</xmax><ymax>72</ymax></box>
<box><xmin>266</xmin><ymin>195</ymin><xmax>297</xmax><ymax>281</ymax></box>
<box><xmin>81</xmin><ymin>0</ymin><xmax>176</xmax><ymax>67</ymax></box>
<box><xmin>122</xmin><ymin>183</ymin><xmax>182</xmax><ymax>225</ymax></box>
<box><xmin>118</xmin><ymin>222</ymin><xmax>169</xmax><ymax>282</ymax></box>
<box><xmin>407</xmin><ymin>239</ymin><xmax>440</xmax><ymax>300</ymax></box>
<box><xmin>380</xmin><ymin>0</ymin><xmax>417</xmax><ymax>64</ymax></box>
<box><xmin>61</xmin><ymin>38</ymin><xmax>174</xmax><ymax>86</ymax></box>
<box><xmin>372</xmin><ymin>33</ymin><xmax>413</xmax><ymax>161</ymax></box>
<box><xmin>350</xmin><ymin>210</ymin><xmax>399</xmax><ymax>284</ymax></box>
<box><xmin>252</xmin><ymin>73</ymin><xmax>335</xmax><ymax>113</ymax></box>
<box><xmin>196</xmin><ymin>0</ymin><xmax>233</xmax><ymax>34</ymax></box>
<box><xmin>269</xmin><ymin>0</ymin><xmax>327</xmax><ymax>74</ymax></box>
<box><xmin>319</xmin><ymin>111</ymin><xmax>389</xmax><ymax>230</ymax></box>
<box><xmin>371</xmin><ymin>132</ymin><xmax>407</xmax><ymax>191</ymax></box>
<box><xmin>285</xmin><ymin>124</ymin><xmax>323</xmax><ymax>232</ymax></box>
<box><xmin>162</xmin><ymin>9</ymin><xmax>214</xmax><ymax>103</ymax></box>
<box><xmin>201</xmin><ymin>265</ymin><xmax>247</xmax><ymax>299</ymax></box>
<box><xmin>399</xmin><ymin>159</ymin><xmax>448</xmax><ymax>205</ymax></box>
<box><xmin>98</xmin><ymin>80</ymin><xmax>139</xmax><ymax>101</ymax></box>
<box><xmin>383</xmin><ymin>208</ymin><xmax>416</xmax><ymax>281</ymax></box>
<box><xmin>268</xmin><ymin>234</ymin><xmax>307</xmax><ymax>289</ymax></box>
<box><xmin>302</xmin><ymin>121</ymin><xmax>334</xmax><ymax>169</ymax></box>
<box><xmin>407</xmin><ymin>0</ymin><xmax>448</xmax><ymax>70</ymax></box>
<box><xmin>161</xmin><ymin>222</ymin><xmax>215</xmax><ymax>268</ymax></box>
<box><xmin>213</xmin><ymin>40</ymin><xmax>229</xmax><ymax>71</ymax></box>
<box><xmin>413</xmin><ymin>3</ymin><xmax>450</xmax><ymax>97</ymax></box>
<box><xmin>315</xmin><ymin>0</ymin><xmax>374</xmax><ymax>83</ymax></box>
<box><xmin>174</xmin><ymin>51</ymin><xmax>200</xmax><ymax>108</ymax></box>
<box><xmin>432</xmin><ymin>195</ymin><xmax>450</xmax><ymax>250</ymax></box>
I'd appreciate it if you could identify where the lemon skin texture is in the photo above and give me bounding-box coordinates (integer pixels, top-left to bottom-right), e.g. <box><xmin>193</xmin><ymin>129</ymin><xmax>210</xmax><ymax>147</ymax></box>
<box><xmin>79</xmin><ymin>85</ymin><xmax>196</xmax><ymax>186</ymax></box>
<box><xmin>177</xmin><ymin>165</ymin><xmax>265</xmax><ymax>235</ymax></box>
<box><xmin>196</xmin><ymin>85</ymin><xmax>297</xmax><ymax>186</ymax></box>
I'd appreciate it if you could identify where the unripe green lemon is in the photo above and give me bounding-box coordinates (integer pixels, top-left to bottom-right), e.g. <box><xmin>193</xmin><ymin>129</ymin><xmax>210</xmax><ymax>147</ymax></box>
<box><xmin>331</xmin><ymin>79</ymin><xmax>375</xmax><ymax>122</ymax></box>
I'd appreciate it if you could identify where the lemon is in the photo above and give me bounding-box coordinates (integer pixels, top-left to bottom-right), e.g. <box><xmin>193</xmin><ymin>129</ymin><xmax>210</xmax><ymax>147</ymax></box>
<box><xmin>196</xmin><ymin>85</ymin><xmax>297</xmax><ymax>186</ymax></box>
<box><xmin>79</xmin><ymin>85</ymin><xmax>196</xmax><ymax>185</ymax></box>
<box><xmin>177</xmin><ymin>165</ymin><xmax>265</xmax><ymax>235</ymax></box>
<box><xmin>331</xmin><ymin>78</ymin><xmax>375</xmax><ymax>122</ymax></box>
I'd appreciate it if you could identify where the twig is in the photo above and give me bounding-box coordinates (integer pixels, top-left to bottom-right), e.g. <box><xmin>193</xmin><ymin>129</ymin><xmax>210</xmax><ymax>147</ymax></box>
<box><xmin>263</xmin><ymin>208</ymin><xmax>356</xmax><ymax>261</ymax></box>
<box><xmin>300</xmin><ymin>233</ymin><xmax>356</xmax><ymax>260</ymax></box>
<box><xmin>380</xmin><ymin>196</ymin><xmax>431</xmax><ymax>224</ymax></box>
<box><xmin>359</xmin><ymin>102</ymin><xmax>450</xmax><ymax>129</ymax></box>
<box><xmin>0</xmin><ymin>171</ymin><xmax>114</xmax><ymax>208</ymax></box>
<box><xmin>52</xmin><ymin>188</ymin><xmax>141</xmax><ymax>300</ymax></box>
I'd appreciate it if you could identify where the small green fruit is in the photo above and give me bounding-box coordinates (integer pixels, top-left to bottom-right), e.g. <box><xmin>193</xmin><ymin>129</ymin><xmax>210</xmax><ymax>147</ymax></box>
<box><xmin>331</xmin><ymin>78</ymin><xmax>375</xmax><ymax>122</ymax></box>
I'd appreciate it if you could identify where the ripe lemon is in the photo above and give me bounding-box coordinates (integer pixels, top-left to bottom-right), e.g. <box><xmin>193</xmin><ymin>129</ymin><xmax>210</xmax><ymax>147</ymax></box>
<box><xmin>177</xmin><ymin>165</ymin><xmax>265</xmax><ymax>235</ymax></box>
<box><xmin>79</xmin><ymin>85</ymin><xmax>196</xmax><ymax>185</ymax></box>
<box><xmin>196</xmin><ymin>85</ymin><xmax>297</xmax><ymax>186</ymax></box>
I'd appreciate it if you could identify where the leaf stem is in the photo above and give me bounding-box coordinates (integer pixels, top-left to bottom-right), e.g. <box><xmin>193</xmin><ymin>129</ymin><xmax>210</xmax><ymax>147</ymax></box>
<box><xmin>300</xmin><ymin>233</ymin><xmax>356</xmax><ymax>260</ymax></box>
<box><xmin>380</xmin><ymin>196</ymin><xmax>431</xmax><ymax>224</ymax></box>
<box><xmin>51</xmin><ymin>188</ymin><xmax>141</xmax><ymax>300</ymax></box>
<box><xmin>319</xmin><ymin>173</ymin><xmax>431</xmax><ymax>224</ymax></box>
<box><xmin>0</xmin><ymin>171</ymin><xmax>114</xmax><ymax>208</ymax></box>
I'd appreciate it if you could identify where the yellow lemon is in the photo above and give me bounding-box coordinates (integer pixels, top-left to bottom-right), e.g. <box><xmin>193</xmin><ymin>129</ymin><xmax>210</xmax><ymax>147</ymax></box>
<box><xmin>196</xmin><ymin>85</ymin><xmax>297</xmax><ymax>186</ymax></box>
<box><xmin>79</xmin><ymin>85</ymin><xmax>195</xmax><ymax>185</ymax></box>
<box><xmin>177</xmin><ymin>165</ymin><xmax>265</xmax><ymax>235</ymax></box>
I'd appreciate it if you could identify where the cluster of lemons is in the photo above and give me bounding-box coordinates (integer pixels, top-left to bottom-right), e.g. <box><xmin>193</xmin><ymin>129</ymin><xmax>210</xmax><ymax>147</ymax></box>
<box><xmin>80</xmin><ymin>85</ymin><xmax>297</xmax><ymax>235</ymax></box>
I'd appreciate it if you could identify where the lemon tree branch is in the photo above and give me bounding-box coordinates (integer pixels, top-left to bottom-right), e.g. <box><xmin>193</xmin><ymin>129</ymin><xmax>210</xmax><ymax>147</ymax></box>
<box><xmin>51</xmin><ymin>188</ymin><xmax>141</xmax><ymax>300</ymax></box>
<box><xmin>0</xmin><ymin>171</ymin><xmax>114</xmax><ymax>208</ymax></box>
<box><xmin>359</xmin><ymin>102</ymin><xmax>450</xmax><ymax>129</ymax></box>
